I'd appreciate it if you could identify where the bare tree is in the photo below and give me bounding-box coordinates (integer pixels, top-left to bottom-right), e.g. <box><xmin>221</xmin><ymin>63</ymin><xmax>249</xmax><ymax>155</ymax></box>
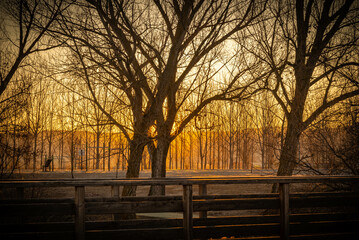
<box><xmin>247</xmin><ymin>92</ymin><xmax>281</xmax><ymax>170</ymax></box>
<box><xmin>193</xmin><ymin>108</ymin><xmax>214</xmax><ymax>170</ymax></box>
<box><xmin>0</xmin><ymin>0</ymin><xmax>70</xmax><ymax>175</ymax></box>
<box><xmin>25</xmin><ymin>75</ymin><xmax>49</xmax><ymax>171</ymax></box>
<box><xmin>0</xmin><ymin>73</ymin><xmax>31</xmax><ymax>178</ymax></box>
<box><xmin>246</xmin><ymin>0</ymin><xmax>359</xmax><ymax>179</ymax></box>
<box><xmin>300</xmin><ymin>98</ymin><xmax>359</xmax><ymax>175</ymax></box>
<box><xmin>54</xmin><ymin>0</ymin><xmax>268</xmax><ymax>196</ymax></box>
<box><xmin>0</xmin><ymin>0</ymin><xmax>67</xmax><ymax>97</ymax></box>
<box><xmin>144</xmin><ymin>0</ymin><xmax>267</xmax><ymax>194</ymax></box>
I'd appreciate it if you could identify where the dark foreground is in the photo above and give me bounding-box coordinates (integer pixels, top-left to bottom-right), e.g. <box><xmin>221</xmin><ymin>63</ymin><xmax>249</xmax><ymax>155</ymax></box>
<box><xmin>1</xmin><ymin>175</ymin><xmax>358</xmax><ymax>240</ymax></box>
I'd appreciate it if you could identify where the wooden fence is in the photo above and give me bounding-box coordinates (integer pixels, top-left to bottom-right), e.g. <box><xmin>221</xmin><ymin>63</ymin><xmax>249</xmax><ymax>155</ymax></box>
<box><xmin>0</xmin><ymin>176</ymin><xmax>359</xmax><ymax>240</ymax></box>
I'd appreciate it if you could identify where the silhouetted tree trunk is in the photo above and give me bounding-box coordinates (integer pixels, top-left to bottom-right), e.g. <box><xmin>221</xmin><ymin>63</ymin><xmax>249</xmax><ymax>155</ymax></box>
<box><xmin>122</xmin><ymin>133</ymin><xmax>148</xmax><ymax>196</ymax></box>
<box><xmin>149</xmin><ymin>136</ymin><xmax>171</xmax><ymax>195</ymax></box>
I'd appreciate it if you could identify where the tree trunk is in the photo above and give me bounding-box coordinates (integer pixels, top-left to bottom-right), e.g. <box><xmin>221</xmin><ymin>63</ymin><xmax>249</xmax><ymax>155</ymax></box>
<box><xmin>32</xmin><ymin>133</ymin><xmax>38</xmax><ymax>172</ymax></box>
<box><xmin>217</xmin><ymin>130</ymin><xmax>220</xmax><ymax>169</ymax></box>
<box><xmin>242</xmin><ymin>130</ymin><xmax>248</xmax><ymax>169</ymax></box>
<box><xmin>229</xmin><ymin>132</ymin><xmax>234</xmax><ymax>169</ymax></box>
<box><xmin>273</xmin><ymin>105</ymin><xmax>304</xmax><ymax>192</ymax></box>
<box><xmin>199</xmin><ymin>132</ymin><xmax>204</xmax><ymax>169</ymax></box>
<box><xmin>149</xmin><ymin>137</ymin><xmax>170</xmax><ymax>196</ymax></box>
<box><xmin>182</xmin><ymin>133</ymin><xmax>186</xmax><ymax>169</ymax></box>
<box><xmin>229</xmin><ymin>105</ymin><xmax>234</xmax><ymax>169</ymax></box>
<box><xmin>189</xmin><ymin>133</ymin><xmax>193</xmax><ymax>169</ymax></box>
<box><xmin>96</xmin><ymin>126</ymin><xmax>100</xmax><ymax>170</ymax></box>
<box><xmin>277</xmin><ymin>70</ymin><xmax>309</xmax><ymax>177</ymax></box>
<box><xmin>60</xmin><ymin>128</ymin><xmax>64</xmax><ymax>170</ymax></box>
<box><xmin>272</xmin><ymin>126</ymin><xmax>300</xmax><ymax>194</ymax></box>
<box><xmin>121</xmin><ymin>134</ymin><xmax>147</xmax><ymax>197</ymax></box>
<box><xmin>102</xmin><ymin>130</ymin><xmax>106</xmax><ymax>171</ymax></box>
<box><xmin>108</xmin><ymin>127</ymin><xmax>112</xmax><ymax>171</ymax></box>
<box><xmin>85</xmin><ymin>129</ymin><xmax>88</xmax><ymax>171</ymax></box>
<box><xmin>48</xmin><ymin>113</ymin><xmax>53</xmax><ymax>171</ymax></box>
<box><xmin>175</xmin><ymin>137</ymin><xmax>178</xmax><ymax>169</ymax></box>
<box><xmin>277</xmin><ymin>117</ymin><xmax>301</xmax><ymax>176</ymax></box>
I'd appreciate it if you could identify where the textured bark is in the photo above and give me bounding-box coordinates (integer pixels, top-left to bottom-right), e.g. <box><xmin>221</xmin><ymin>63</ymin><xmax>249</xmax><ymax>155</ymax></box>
<box><xmin>277</xmin><ymin>72</ymin><xmax>309</xmax><ymax>176</ymax></box>
<box><xmin>277</xmin><ymin>120</ymin><xmax>301</xmax><ymax>176</ymax></box>
<box><xmin>121</xmin><ymin>134</ymin><xmax>147</xmax><ymax>197</ymax></box>
<box><xmin>274</xmin><ymin>77</ymin><xmax>308</xmax><ymax>191</ymax></box>
<box><xmin>149</xmin><ymin>137</ymin><xmax>171</xmax><ymax>196</ymax></box>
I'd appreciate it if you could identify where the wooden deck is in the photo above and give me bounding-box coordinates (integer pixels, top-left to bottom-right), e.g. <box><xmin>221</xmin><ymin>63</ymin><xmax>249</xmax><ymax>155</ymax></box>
<box><xmin>1</xmin><ymin>176</ymin><xmax>358</xmax><ymax>240</ymax></box>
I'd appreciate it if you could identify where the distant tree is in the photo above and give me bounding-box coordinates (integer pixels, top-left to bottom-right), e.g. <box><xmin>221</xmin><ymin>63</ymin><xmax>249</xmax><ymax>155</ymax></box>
<box><xmin>25</xmin><ymin>78</ymin><xmax>46</xmax><ymax>171</ymax></box>
<box><xmin>333</xmin><ymin>100</ymin><xmax>359</xmax><ymax>175</ymax></box>
<box><xmin>0</xmin><ymin>74</ymin><xmax>31</xmax><ymax>178</ymax></box>
<box><xmin>248</xmin><ymin>92</ymin><xmax>281</xmax><ymax>169</ymax></box>
<box><xmin>300</xmin><ymin>99</ymin><xmax>359</xmax><ymax>175</ymax></box>
<box><xmin>43</xmin><ymin>82</ymin><xmax>59</xmax><ymax>171</ymax></box>
<box><xmin>193</xmin><ymin>108</ymin><xmax>213</xmax><ymax>170</ymax></box>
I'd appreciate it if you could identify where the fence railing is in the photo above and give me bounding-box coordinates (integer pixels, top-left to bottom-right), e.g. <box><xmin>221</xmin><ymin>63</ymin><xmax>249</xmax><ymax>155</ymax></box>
<box><xmin>1</xmin><ymin>176</ymin><xmax>359</xmax><ymax>240</ymax></box>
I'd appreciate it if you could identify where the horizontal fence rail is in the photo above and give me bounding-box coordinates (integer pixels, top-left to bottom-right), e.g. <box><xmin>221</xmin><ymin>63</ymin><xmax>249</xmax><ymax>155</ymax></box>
<box><xmin>0</xmin><ymin>176</ymin><xmax>359</xmax><ymax>240</ymax></box>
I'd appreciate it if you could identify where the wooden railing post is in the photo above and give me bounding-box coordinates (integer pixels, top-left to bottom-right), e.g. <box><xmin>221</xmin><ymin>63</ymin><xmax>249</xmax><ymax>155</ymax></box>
<box><xmin>75</xmin><ymin>186</ymin><xmax>85</xmax><ymax>240</ymax></box>
<box><xmin>183</xmin><ymin>184</ymin><xmax>193</xmax><ymax>240</ymax></box>
<box><xmin>279</xmin><ymin>183</ymin><xmax>289</xmax><ymax>240</ymax></box>
<box><xmin>111</xmin><ymin>185</ymin><xmax>121</xmax><ymax>220</ymax></box>
<box><xmin>111</xmin><ymin>185</ymin><xmax>120</xmax><ymax>198</ymax></box>
<box><xmin>199</xmin><ymin>184</ymin><xmax>207</xmax><ymax>218</ymax></box>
